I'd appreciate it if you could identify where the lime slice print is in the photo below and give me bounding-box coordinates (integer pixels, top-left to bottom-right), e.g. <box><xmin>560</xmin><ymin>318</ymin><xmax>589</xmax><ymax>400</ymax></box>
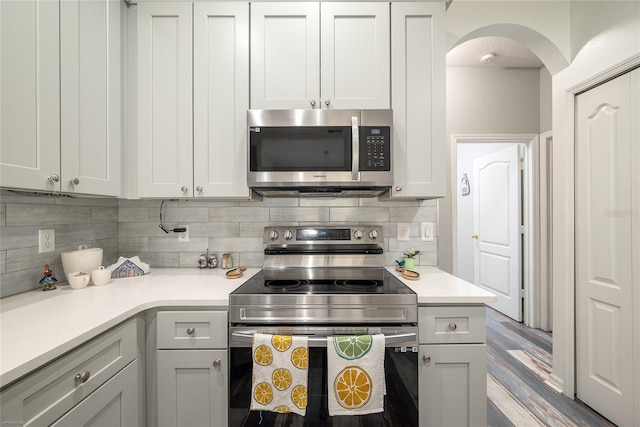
<box><xmin>333</xmin><ymin>336</ymin><xmax>373</xmax><ymax>360</ymax></box>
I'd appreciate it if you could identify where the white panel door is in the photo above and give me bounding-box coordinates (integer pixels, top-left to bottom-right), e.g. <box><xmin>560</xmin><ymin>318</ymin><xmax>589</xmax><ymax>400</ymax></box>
<box><xmin>473</xmin><ymin>145</ymin><xmax>522</xmax><ymax>321</ymax></box>
<box><xmin>321</xmin><ymin>2</ymin><xmax>389</xmax><ymax>109</ymax></box>
<box><xmin>193</xmin><ymin>3</ymin><xmax>249</xmax><ymax>198</ymax></box>
<box><xmin>157</xmin><ymin>350</ymin><xmax>228</xmax><ymax>427</ymax></box>
<box><xmin>0</xmin><ymin>0</ymin><xmax>60</xmax><ymax>191</ymax></box>
<box><xmin>575</xmin><ymin>69</ymin><xmax>636</xmax><ymax>427</ymax></box>
<box><xmin>138</xmin><ymin>2</ymin><xmax>193</xmax><ymax>197</ymax></box>
<box><xmin>389</xmin><ymin>2</ymin><xmax>446</xmax><ymax>199</ymax></box>
<box><xmin>61</xmin><ymin>0</ymin><xmax>121</xmax><ymax>196</ymax></box>
<box><xmin>250</xmin><ymin>2</ymin><xmax>319</xmax><ymax>109</ymax></box>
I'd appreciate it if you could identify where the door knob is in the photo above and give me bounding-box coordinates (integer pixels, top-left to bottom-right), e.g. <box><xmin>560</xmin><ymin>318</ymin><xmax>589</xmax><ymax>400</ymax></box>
<box><xmin>47</xmin><ymin>174</ymin><xmax>60</xmax><ymax>183</ymax></box>
<box><xmin>181</xmin><ymin>186</ymin><xmax>188</xmax><ymax>193</ymax></box>
<box><xmin>310</xmin><ymin>99</ymin><xmax>316</xmax><ymax>108</ymax></box>
<box><xmin>186</xmin><ymin>327</ymin><xmax>195</xmax><ymax>335</ymax></box>
<box><xmin>69</xmin><ymin>177</ymin><xmax>80</xmax><ymax>185</ymax></box>
<box><xmin>324</xmin><ymin>99</ymin><xmax>331</xmax><ymax>107</ymax></box>
<box><xmin>471</xmin><ymin>234</ymin><xmax>479</xmax><ymax>239</ymax></box>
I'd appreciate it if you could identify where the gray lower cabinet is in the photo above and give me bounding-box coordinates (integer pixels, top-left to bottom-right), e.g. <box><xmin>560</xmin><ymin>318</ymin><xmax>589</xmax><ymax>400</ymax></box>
<box><xmin>155</xmin><ymin>310</ymin><xmax>229</xmax><ymax>427</ymax></box>
<box><xmin>157</xmin><ymin>350</ymin><xmax>228</xmax><ymax>426</ymax></box>
<box><xmin>51</xmin><ymin>360</ymin><xmax>140</xmax><ymax>426</ymax></box>
<box><xmin>418</xmin><ymin>305</ymin><xmax>488</xmax><ymax>426</ymax></box>
<box><xmin>0</xmin><ymin>317</ymin><xmax>144</xmax><ymax>426</ymax></box>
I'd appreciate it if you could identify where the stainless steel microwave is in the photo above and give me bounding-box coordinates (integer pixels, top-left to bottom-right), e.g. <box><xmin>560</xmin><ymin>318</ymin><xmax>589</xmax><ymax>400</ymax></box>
<box><xmin>247</xmin><ymin>109</ymin><xmax>393</xmax><ymax>197</ymax></box>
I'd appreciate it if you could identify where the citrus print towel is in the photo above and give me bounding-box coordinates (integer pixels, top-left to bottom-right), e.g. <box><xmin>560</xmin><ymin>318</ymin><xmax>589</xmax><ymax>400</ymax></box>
<box><xmin>328</xmin><ymin>334</ymin><xmax>385</xmax><ymax>416</ymax></box>
<box><xmin>251</xmin><ymin>334</ymin><xmax>309</xmax><ymax>416</ymax></box>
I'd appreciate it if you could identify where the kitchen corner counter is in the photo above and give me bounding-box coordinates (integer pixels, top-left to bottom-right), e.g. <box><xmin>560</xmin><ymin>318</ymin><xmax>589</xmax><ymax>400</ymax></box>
<box><xmin>386</xmin><ymin>266</ymin><xmax>498</xmax><ymax>304</ymax></box>
<box><xmin>1</xmin><ymin>266</ymin><xmax>495</xmax><ymax>387</ymax></box>
<box><xmin>0</xmin><ymin>268</ymin><xmax>260</xmax><ymax>387</ymax></box>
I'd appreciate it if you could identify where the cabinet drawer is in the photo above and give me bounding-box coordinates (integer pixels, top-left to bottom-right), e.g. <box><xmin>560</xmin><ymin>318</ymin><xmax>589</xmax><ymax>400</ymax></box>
<box><xmin>0</xmin><ymin>317</ymin><xmax>141</xmax><ymax>426</ymax></box>
<box><xmin>418</xmin><ymin>305</ymin><xmax>486</xmax><ymax>344</ymax></box>
<box><xmin>157</xmin><ymin>311</ymin><xmax>227</xmax><ymax>349</ymax></box>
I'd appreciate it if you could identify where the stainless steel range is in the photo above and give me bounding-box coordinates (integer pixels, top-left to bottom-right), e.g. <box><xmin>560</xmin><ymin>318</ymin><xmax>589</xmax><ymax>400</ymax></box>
<box><xmin>228</xmin><ymin>226</ymin><xmax>419</xmax><ymax>426</ymax></box>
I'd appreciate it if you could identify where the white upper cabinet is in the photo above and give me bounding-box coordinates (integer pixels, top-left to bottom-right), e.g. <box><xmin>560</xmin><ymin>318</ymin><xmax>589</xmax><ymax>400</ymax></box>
<box><xmin>137</xmin><ymin>2</ymin><xmax>193</xmax><ymax>198</ymax></box>
<box><xmin>193</xmin><ymin>3</ymin><xmax>250</xmax><ymax>198</ymax></box>
<box><xmin>386</xmin><ymin>2</ymin><xmax>446</xmax><ymax>199</ymax></box>
<box><xmin>138</xmin><ymin>2</ymin><xmax>249</xmax><ymax>198</ymax></box>
<box><xmin>61</xmin><ymin>0</ymin><xmax>121</xmax><ymax>196</ymax></box>
<box><xmin>250</xmin><ymin>2</ymin><xmax>320</xmax><ymax>110</ymax></box>
<box><xmin>321</xmin><ymin>2</ymin><xmax>390</xmax><ymax>109</ymax></box>
<box><xmin>1</xmin><ymin>0</ymin><xmax>60</xmax><ymax>191</ymax></box>
<box><xmin>0</xmin><ymin>0</ymin><xmax>121</xmax><ymax>196</ymax></box>
<box><xmin>251</xmin><ymin>2</ymin><xmax>389</xmax><ymax>110</ymax></box>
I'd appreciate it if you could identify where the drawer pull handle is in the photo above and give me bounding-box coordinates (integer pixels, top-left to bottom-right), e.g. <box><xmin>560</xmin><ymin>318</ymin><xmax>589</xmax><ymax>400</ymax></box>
<box><xmin>423</xmin><ymin>355</ymin><xmax>431</xmax><ymax>364</ymax></box>
<box><xmin>448</xmin><ymin>322</ymin><xmax>458</xmax><ymax>331</ymax></box>
<box><xmin>212</xmin><ymin>359</ymin><xmax>221</xmax><ymax>368</ymax></box>
<box><xmin>74</xmin><ymin>371</ymin><xmax>91</xmax><ymax>384</ymax></box>
<box><xmin>186</xmin><ymin>327</ymin><xmax>195</xmax><ymax>335</ymax></box>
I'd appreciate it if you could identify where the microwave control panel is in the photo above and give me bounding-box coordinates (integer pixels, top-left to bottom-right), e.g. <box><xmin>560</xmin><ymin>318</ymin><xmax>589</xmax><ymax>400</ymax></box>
<box><xmin>360</xmin><ymin>126</ymin><xmax>391</xmax><ymax>171</ymax></box>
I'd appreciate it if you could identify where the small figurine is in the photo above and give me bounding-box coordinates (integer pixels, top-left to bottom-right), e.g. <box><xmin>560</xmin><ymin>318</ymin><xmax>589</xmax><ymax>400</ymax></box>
<box><xmin>39</xmin><ymin>264</ymin><xmax>58</xmax><ymax>291</ymax></box>
<box><xmin>208</xmin><ymin>254</ymin><xmax>217</xmax><ymax>269</ymax></box>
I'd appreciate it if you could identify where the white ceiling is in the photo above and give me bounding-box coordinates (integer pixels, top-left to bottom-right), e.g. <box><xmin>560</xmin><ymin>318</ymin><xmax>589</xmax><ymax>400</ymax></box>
<box><xmin>446</xmin><ymin>36</ymin><xmax>545</xmax><ymax>69</ymax></box>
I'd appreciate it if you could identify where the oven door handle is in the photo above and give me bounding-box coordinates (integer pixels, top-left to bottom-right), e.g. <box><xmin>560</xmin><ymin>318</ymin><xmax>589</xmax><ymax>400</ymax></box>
<box><xmin>231</xmin><ymin>332</ymin><xmax>416</xmax><ymax>346</ymax></box>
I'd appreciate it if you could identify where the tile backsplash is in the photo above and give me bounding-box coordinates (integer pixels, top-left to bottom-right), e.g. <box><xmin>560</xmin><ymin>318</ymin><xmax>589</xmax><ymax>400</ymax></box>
<box><xmin>1</xmin><ymin>191</ymin><xmax>437</xmax><ymax>298</ymax></box>
<box><xmin>0</xmin><ymin>191</ymin><xmax>119</xmax><ymax>297</ymax></box>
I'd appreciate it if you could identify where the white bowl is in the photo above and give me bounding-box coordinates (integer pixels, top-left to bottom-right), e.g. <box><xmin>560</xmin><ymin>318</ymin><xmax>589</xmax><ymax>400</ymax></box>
<box><xmin>68</xmin><ymin>271</ymin><xmax>90</xmax><ymax>289</ymax></box>
<box><xmin>62</xmin><ymin>246</ymin><xmax>103</xmax><ymax>283</ymax></box>
<box><xmin>91</xmin><ymin>266</ymin><xmax>112</xmax><ymax>286</ymax></box>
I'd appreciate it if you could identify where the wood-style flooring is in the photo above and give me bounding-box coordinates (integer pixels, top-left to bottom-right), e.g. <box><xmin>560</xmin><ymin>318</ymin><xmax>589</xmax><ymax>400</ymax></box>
<box><xmin>486</xmin><ymin>308</ymin><xmax>616</xmax><ymax>427</ymax></box>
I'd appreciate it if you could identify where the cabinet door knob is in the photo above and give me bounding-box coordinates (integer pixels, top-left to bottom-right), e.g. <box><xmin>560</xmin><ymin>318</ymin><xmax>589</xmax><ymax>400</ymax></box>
<box><xmin>395</xmin><ymin>186</ymin><xmax>402</xmax><ymax>192</ymax></box>
<box><xmin>196</xmin><ymin>186</ymin><xmax>203</xmax><ymax>192</ymax></box>
<box><xmin>212</xmin><ymin>359</ymin><xmax>221</xmax><ymax>368</ymax></box>
<box><xmin>448</xmin><ymin>322</ymin><xmax>457</xmax><ymax>331</ymax></box>
<box><xmin>47</xmin><ymin>174</ymin><xmax>60</xmax><ymax>183</ymax></box>
<box><xmin>181</xmin><ymin>186</ymin><xmax>188</xmax><ymax>193</ymax></box>
<box><xmin>324</xmin><ymin>99</ymin><xmax>331</xmax><ymax>107</ymax></box>
<box><xmin>471</xmin><ymin>234</ymin><xmax>479</xmax><ymax>239</ymax></box>
<box><xmin>310</xmin><ymin>99</ymin><xmax>316</xmax><ymax>108</ymax></box>
<box><xmin>74</xmin><ymin>371</ymin><xmax>91</xmax><ymax>383</ymax></box>
<box><xmin>69</xmin><ymin>177</ymin><xmax>80</xmax><ymax>185</ymax></box>
<box><xmin>422</xmin><ymin>355</ymin><xmax>431</xmax><ymax>364</ymax></box>
<box><xmin>186</xmin><ymin>327</ymin><xmax>195</xmax><ymax>335</ymax></box>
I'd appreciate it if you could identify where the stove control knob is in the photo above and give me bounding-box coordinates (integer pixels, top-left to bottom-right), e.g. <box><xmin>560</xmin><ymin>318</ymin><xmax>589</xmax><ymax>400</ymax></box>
<box><xmin>368</xmin><ymin>229</ymin><xmax>379</xmax><ymax>240</ymax></box>
<box><xmin>283</xmin><ymin>230</ymin><xmax>293</xmax><ymax>240</ymax></box>
<box><xmin>353</xmin><ymin>229</ymin><xmax>364</xmax><ymax>240</ymax></box>
<box><xmin>268</xmin><ymin>230</ymin><xmax>278</xmax><ymax>241</ymax></box>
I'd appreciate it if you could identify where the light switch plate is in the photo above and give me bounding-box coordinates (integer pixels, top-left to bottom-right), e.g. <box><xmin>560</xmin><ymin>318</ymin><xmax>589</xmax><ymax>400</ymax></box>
<box><xmin>178</xmin><ymin>225</ymin><xmax>189</xmax><ymax>242</ymax></box>
<box><xmin>421</xmin><ymin>222</ymin><xmax>434</xmax><ymax>242</ymax></box>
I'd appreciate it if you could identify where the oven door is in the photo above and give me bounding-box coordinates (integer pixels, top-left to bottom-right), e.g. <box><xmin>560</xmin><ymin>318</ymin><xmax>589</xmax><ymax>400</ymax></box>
<box><xmin>228</xmin><ymin>326</ymin><xmax>418</xmax><ymax>426</ymax></box>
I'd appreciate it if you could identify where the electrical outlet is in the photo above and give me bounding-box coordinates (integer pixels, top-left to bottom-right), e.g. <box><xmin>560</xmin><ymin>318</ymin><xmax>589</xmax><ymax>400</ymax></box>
<box><xmin>178</xmin><ymin>225</ymin><xmax>189</xmax><ymax>242</ymax></box>
<box><xmin>397</xmin><ymin>223</ymin><xmax>410</xmax><ymax>241</ymax></box>
<box><xmin>421</xmin><ymin>222</ymin><xmax>435</xmax><ymax>242</ymax></box>
<box><xmin>39</xmin><ymin>229</ymin><xmax>55</xmax><ymax>253</ymax></box>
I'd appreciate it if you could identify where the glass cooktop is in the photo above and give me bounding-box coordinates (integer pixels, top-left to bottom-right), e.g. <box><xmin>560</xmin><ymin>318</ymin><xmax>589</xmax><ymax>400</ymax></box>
<box><xmin>230</xmin><ymin>270</ymin><xmax>415</xmax><ymax>296</ymax></box>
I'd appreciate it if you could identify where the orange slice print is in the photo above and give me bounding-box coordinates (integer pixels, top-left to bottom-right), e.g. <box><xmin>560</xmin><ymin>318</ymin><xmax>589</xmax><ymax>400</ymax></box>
<box><xmin>272</xmin><ymin>368</ymin><xmax>293</xmax><ymax>391</ymax></box>
<box><xmin>291</xmin><ymin>384</ymin><xmax>308</xmax><ymax>410</ymax></box>
<box><xmin>254</xmin><ymin>382</ymin><xmax>273</xmax><ymax>405</ymax></box>
<box><xmin>271</xmin><ymin>335</ymin><xmax>292</xmax><ymax>352</ymax></box>
<box><xmin>291</xmin><ymin>347</ymin><xmax>309</xmax><ymax>370</ymax></box>
<box><xmin>254</xmin><ymin>344</ymin><xmax>273</xmax><ymax>366</ymax></box>
<box><xmin>334</xmin><ymin>366</ymin><xmax>372</xmax><ymax>409</ymax></box>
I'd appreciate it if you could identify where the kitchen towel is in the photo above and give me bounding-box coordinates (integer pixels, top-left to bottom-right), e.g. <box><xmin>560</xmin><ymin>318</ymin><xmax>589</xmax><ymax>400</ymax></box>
<box><xmin>109</xmin><ymin>256</ymin><xmax>150</xmax><ymax>278</ymax></box>
<box><xmin>251</xmin><ymin>333</ymin><xmax>309</xmax><ymax>416</ymax></box>
<box><xmin>328</xmin><ymin>334</ymin><xmax>385</xmax><ymax>416</ymax></box>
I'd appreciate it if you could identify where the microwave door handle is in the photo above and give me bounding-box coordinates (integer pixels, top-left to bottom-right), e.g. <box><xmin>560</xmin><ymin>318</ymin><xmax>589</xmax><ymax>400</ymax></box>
<box><xmin>351</xmin><ymin>116</ymin><xmax>359</xmax><ymax>181</ymax></box>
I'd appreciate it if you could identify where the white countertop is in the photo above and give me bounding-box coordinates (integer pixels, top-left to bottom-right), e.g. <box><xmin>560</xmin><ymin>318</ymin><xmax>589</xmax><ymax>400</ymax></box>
<box><xmin>0</xmin><ymin>266</ymin><xmax>495</xmax><ymax>387</ymax></box>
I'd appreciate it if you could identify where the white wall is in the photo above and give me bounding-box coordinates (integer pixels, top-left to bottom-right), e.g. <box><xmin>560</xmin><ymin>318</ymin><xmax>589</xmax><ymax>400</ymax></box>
<box><xmin>539</xmin><ymin>67</ymin><xmax>552</xmax><ymax>132</ymax></box>
<box><xmin>440</xmin><ymin>67</ymin><xmax>541</xmax><ymax>274</ymax></box>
